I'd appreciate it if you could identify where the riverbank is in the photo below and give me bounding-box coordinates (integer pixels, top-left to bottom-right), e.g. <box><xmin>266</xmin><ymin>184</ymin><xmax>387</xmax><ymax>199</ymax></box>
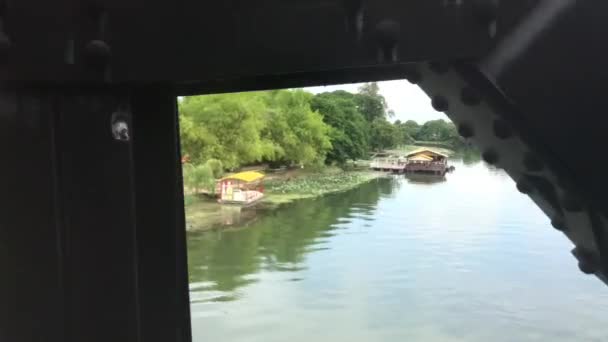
<box><xmin>264</xmin><ymin>168</ymin><xmax>381</xmax><ymax>204</ymax></box>
<box><xmin>184</xmin><ymin>168</ymin><xmax>383</xmax><ymax>231</ymax></box>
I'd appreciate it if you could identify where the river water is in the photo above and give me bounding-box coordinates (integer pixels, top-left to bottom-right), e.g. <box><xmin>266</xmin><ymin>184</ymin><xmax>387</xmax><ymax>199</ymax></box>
<box><xmin>187</xmin><ymin>160</ymin><xmax>608</xmax><ymax>342</ymax></box>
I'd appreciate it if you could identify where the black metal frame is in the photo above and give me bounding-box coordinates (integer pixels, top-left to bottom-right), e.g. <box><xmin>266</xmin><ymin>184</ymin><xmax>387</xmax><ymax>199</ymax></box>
<box><xmin>0</xmin><ymin>87</ymin><xmax>191</xmax><ymax>342</ymax></box>
<box><xmin>4</xmin><ymin>1</ymin><xmax>608</xmax><ymax>341</ymax></box>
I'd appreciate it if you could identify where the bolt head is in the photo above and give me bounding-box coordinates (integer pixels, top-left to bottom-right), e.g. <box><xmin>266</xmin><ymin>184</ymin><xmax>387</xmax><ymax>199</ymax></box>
<box><xmin>572</xmin><ymin>247</ymin><xmax>597</xmax><ymax>275</ymax></box>
<box><xmin>516</xmin><ymin>179</ymin><xmax>533</xmax><ymax>194</ymax></box>
<box><xmin>482</xmin><ymin>149</ymin><xmax>499</xmax><ymax>165</ymax></box>
<box><xmin>85</xmin><ymin>40</ymin><xmax>111</xmax><ymax>68</ymax></box>
<box><xmin>551</xmin><ymin>218</ymin><xmax>566</xmax><ymax>231</ymax></box>
<box><xmin>374</xmin><ymin>19</ymin><xmax>400</xmax><ymax>45</ymax></box>
<box><xmin>431</xmin><ymin>96</ymin><xmax>449</xmax><ymax>112</ymax></box>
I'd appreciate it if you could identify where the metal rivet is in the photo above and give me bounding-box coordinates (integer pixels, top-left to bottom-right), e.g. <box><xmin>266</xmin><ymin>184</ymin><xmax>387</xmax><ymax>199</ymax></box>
<box><xmin>516</xmin><ymin>178</ymin><xmax>533</xmax><ymax>194</ymax></box>
<box><xmin>562</xmin><ymin>194</ymin><xmax>583</xmax><ymax>212</ymax></box>
<box><xmin>460</xmin><ymin>86</ymin><xmax>481</xmax><ymax>106</ymax></box>
<box><xmin>111</xmin><ymin>111</ymin><xmax>130</xmax><ymax>142</ymax></box>
<box><xmin>428</xmin><ymin>61</ymin><xmax>449</xmax><ymax>74</ymax></box>
<box><xmin>551</xmin><ymin>218</ymin><xmax>566</xmax><ymax>232</ymax></box>
<box><xmin>85</xmin><ymin>40</ymin><xmax>111</xmax><ymax>65</ymax></box>
<box><xmin>482</xmin><ymin>149</ymin><xmax>498</xmax><ymax>165</ymax></box>
<box><xmin>457</xmin><ymin>123</ymin><xmax>474</xmax><ymax>138</ymax></box>
<box><xmin>493</xmin><ymin>120</ymin><xmax>513</xmax><ymax>139</ymax></box>
<box><xmin>523</xmin><ymin>153</ymin><xmax>544</xmax><ymax>172</ymax></box>
<box><xmin>573</xmin><ymin>247</ymin><xmax>597</xmax><ymax>275</ymax></box>
<box><xmin>375</xmin><ymin>20</ymin><xmax>400</xmax><ymax>63</ymax></box>
<box><xmin>431</xmin><ymin>95</ymin><xmax>449</xmax><ymax>112</ymax></box>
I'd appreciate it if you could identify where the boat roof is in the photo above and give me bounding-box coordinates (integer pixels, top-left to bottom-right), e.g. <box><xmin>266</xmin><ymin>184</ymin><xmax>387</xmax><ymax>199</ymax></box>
<box><xmin>220</xmin><ymin>171</ymin><xmax>265</xmax><ymax>182</ymax></box>
<box><xmin>405</xmin><ymin>148</ymin><xmax>449</xmax><ymax>158</ymax></box>
<box><xmin>409</xmin><ymin>155</ymin><xmax>434</xmax><ymax>161</ymax></box>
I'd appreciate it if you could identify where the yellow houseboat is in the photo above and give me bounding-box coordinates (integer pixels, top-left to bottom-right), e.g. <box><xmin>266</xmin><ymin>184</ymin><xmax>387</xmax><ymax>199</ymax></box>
<box><xmin>405</xmin><ymin>149</ymin><xmax>450</xmax><ymax>175</ymax></box>
<box><xmin>216</xmin><ymin>171</ymin><xmax>265</xmax><ymax>205</ymax></box>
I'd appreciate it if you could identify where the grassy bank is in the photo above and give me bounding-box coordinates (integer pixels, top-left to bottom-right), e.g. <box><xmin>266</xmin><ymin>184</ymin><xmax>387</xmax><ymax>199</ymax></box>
<box><xmin>264</xmin><ymin>169</ymin><xmax>381</xmax><ymax>204</ymax></box>
<box><xmin>184</xmin><ymin>168</ymin><xmax>382</xmax><ymax>231</ymax></box>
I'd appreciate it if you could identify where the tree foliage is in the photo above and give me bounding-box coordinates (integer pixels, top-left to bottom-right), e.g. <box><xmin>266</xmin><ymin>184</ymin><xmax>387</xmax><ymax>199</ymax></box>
<box><xmin>180</xmin><ymin>86</ymin><xmax>468</xmax><ymax>176</ymax></box>
<box><xmin>180</xmin><ymin>90</ymin><xmax>331</xmax><ymax>171</ymax></box>
<box><xmin>260</xmin><ymin>90</ymin><xmax>331</xmax><ymax>166</ymax></box>
<box><xmin>310</xmin><ymin>91</ymin><xmax>369</xmax><ymax>164</ymax></box>
<box><xmin>183</xmin><ymin>163</ymin><xmax>216</xmax><ymax>193</ymax></box>
<box><xmin>355</xmin><ymin>82</ymin><xmax>389</xmax><ymax>122</ymax></box>
<box><xmin>370</xmin><ymin>118</ymin><xmax>400</xmax><ymax>151</ymax></box>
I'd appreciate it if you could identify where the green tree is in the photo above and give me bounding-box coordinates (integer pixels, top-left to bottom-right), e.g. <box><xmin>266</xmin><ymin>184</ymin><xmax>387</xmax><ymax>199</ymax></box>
<box><xmin>311</xmin><ymin>91</ymin><xmax>370</xmax><ymax>164</ymax></box>
<box><xmin>261</xmin><ymin>90</ymin><xmax>332</xmax><ymax>167</ymax></box>
<box><xmin>179</xmin><ymin>93</ymin><xmax>272</xmax><ymax>169</ymax></box>
<box><xmin>402</xmin><ymin>120</ymin><xmax>420</xmax><ymax>139</ymax></box>
<box><xmin>183</xmin><ymin>163</ymin><xmax>215</xmax><ymax>193</ymax></box>
<box><xmin>205</xmin><ymin>158</ymin><xmax>224</xmax><ymax>178</ymax></box>
<box><xmin>370</xmin><ymin>118</ymin><xmax>399</xmax><ymax>151</ymax></box>
<box><xmin>394</xmin><ymin>120</ymin><xmax>415</xmax><ymax>146</ymax></box>
<box><xmin>180</xmin><ymin>90</ymin><xmax>332</xmax><ymax>170</ymax></box>
<box><xmin>416</xmin><ymin>119</ymin><xmax>452</xmax><ymax>141</ymax></box>
<box><xmin>355</xmin><ymin>82</ymin><xmax>388</xmax><ymax>122</ymax></box>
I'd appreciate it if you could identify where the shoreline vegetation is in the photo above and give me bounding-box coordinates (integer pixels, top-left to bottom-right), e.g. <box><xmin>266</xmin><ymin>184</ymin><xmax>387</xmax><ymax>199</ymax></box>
<box><xmin>184</xmin><ymin>144</ymin><xmax>469</xmax><ymax>232</ymax></box>
<box><xmin>179</xmin><ymin>82</ymin><xmax>477</xmax><ymax>231</ymax></box>
<box><xmin>184</xmin><ymin>167</ymin><xmax>384</xmax><ymax>232</ymax></box>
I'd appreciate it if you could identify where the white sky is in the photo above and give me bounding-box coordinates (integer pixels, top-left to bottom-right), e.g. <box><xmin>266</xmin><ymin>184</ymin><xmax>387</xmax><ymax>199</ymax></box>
<box><xmin>305</xmin><ymin>80</ymin><xmax>447</xmax><ymax>124</ymax></box>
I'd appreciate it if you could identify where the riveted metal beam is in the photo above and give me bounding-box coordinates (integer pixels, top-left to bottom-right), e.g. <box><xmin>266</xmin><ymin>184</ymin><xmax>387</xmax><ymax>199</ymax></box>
<box><xmin>1</xmin><ymin>1</ymin><xmax>536</xmax><ymax>86</ymax></box>
<box><xmin>410</xmin><ymin>59</ymin><xmax>608</xmax><ymax>285</ymax></box>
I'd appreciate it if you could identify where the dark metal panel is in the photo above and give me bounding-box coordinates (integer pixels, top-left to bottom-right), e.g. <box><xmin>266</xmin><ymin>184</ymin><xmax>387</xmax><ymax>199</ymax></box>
<box><xmin>176</xmin><ymin>63</ymin><xmax>417</xmax><ymax>96</ymax></box>
<box><xmin>56</xmin><ymin>91</ymin><xmax>141</xmax><ymax>342</ymax></box>
<box><xmin>484</xmin><ymin>1</ymin><xmax>608</xmax><ymax>217</ymax></box>
<box><xmin>0</xmin><ymin>91</ymin><xmax>65</xmax><ymax>341</ymax></box>
<box><xmin>1</xmin><ymin>1</ymin><xmax>536</xmax><ymax>85</ymax></box>
<box><xmin>131</xmin><ymin>87</ymin><xmax>192</xmax><ymax>342</ymax></box>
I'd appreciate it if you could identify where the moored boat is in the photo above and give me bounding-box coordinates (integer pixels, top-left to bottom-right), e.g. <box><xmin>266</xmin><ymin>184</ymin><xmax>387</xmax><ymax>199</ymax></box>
<box><xmin>404</xmin><ymin>149</ymin><xmax>449</xmax><ymax>175</ymax></box>
<box><xmin>216</xmin><ymin>171</ymin><xmax>265</xmax><ymax>205</ymax></box>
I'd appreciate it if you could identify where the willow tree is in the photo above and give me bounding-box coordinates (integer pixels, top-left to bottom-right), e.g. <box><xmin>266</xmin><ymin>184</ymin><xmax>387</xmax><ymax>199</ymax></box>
<box><xmin>179</xmin><ymin>93</ymin><xmax>274</xmax><ymax>169</ymax></box>
<box><xmin>180</xmin><ymin>89</ymin><xmax>331</xmax><ymax>170</ymax></box>
<box><xmin>261</xmin><ymin>90</ymin><xmax>332</xmax><ymax>166</ymax></box>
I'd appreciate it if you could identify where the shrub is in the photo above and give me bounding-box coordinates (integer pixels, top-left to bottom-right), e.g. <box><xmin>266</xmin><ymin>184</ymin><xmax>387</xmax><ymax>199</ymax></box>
<box><xmin>205</xmin><ymin>158</ymin><xmax>224</xmax><ymax>178</ymax></box>
<box><xmin>183</xmin><ymin>163</ymin><xmax>216</xmax><ymax>193</ymax></box>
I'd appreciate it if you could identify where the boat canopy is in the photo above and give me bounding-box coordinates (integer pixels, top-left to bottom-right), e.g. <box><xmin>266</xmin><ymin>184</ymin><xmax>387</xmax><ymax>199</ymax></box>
<box><xmin>408</xmin><ymin>155</ymin><xmax>434</xmax><ymax>161</ymax></box>
<box><xmin>406</xmin><ymin>148</ymin><xmax>449</xmax><ymax>159</ymax></box>
<box><xmin>220</xmin><ymin>171</ymin><xmax>265</xmax><ymax>183</ymax></box>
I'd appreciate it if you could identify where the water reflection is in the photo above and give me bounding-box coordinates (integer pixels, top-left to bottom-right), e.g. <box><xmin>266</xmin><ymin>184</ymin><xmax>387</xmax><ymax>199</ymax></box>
<box><xmin>405</xmin><ymin>173</ymin><xmax>447</xmax><ymax>184</ymax></box>
<box><xmin>188</xmin><ymin>160</ymin><xmax>608</xmax><ymax>342</ymax></box>
<box><xmin>187</xmin><ymin>177</ymin><xmax>399</xmax><ymax>295</ymax></box>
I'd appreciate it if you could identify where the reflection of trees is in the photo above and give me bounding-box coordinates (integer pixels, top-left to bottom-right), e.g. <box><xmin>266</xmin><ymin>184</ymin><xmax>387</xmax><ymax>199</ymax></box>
<box><xmin>452</xmin><ymin>146</ymin><xmax>481</xmax><ymax>165</ymax></box>
<box><xmin>405</xmin><ymin>173</ymin><xmax>446</xmax><ymax>184</ymax></box>
<box><xmin>187</xmin><ymin>178</ymin><xmax>397</xmax><ymax>293</ymax></box>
